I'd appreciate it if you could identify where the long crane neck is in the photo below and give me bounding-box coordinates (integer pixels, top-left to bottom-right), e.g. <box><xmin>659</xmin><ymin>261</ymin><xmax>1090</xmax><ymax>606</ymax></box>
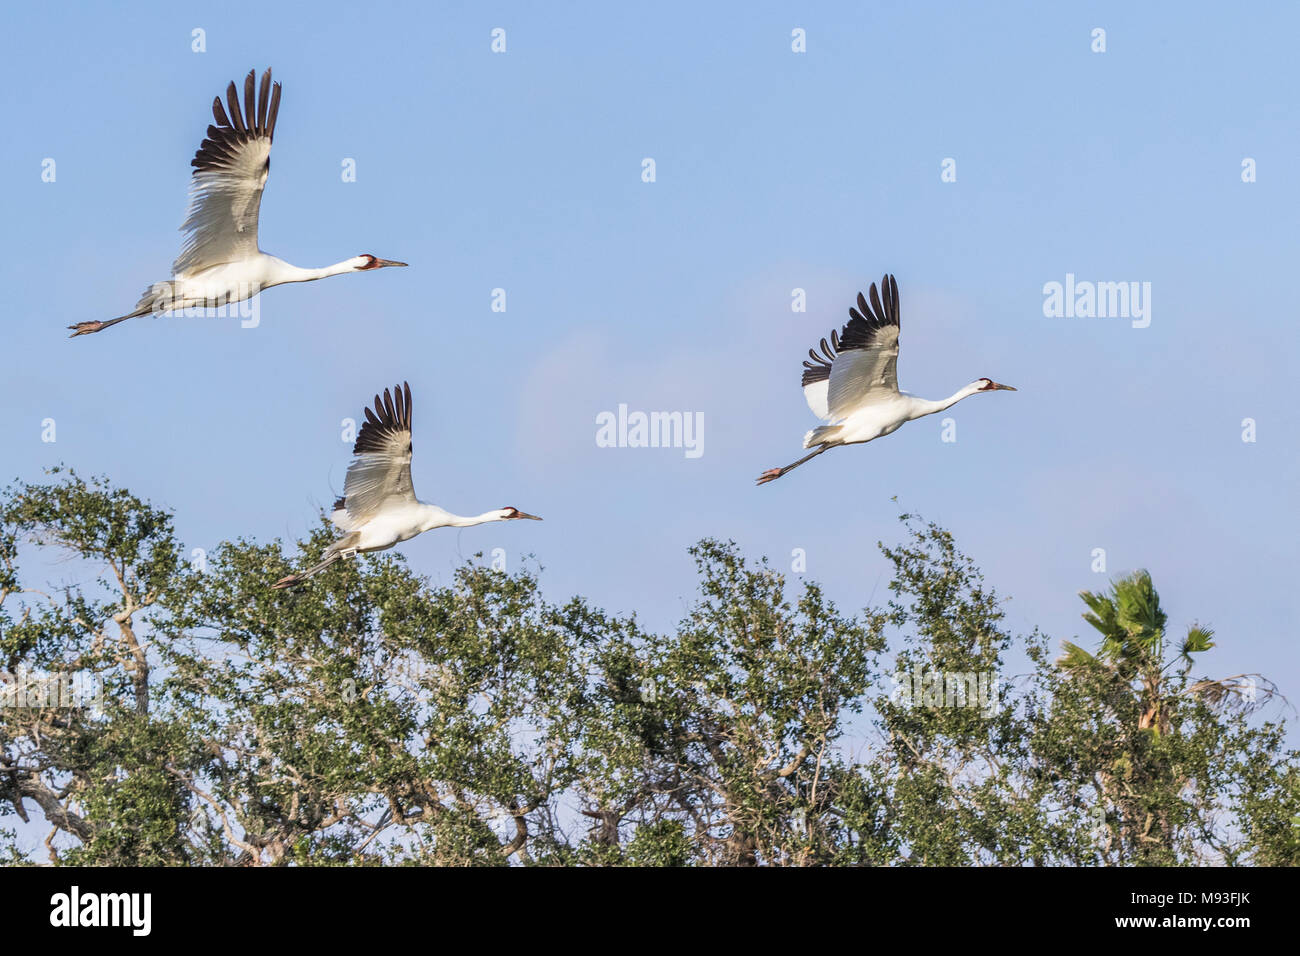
<box><xmin>264</xmin><ymin>255</ymin><xmax>363</xmax><ymax>285</ymax></box>
<box><xmin>905</xmin><ymin>382</ymin><xmax>984</xmax><ymax>420</ymax></box>
<box><xmin>419</xmin><ymin>505</ymin><xmax>507</xmax><ymax>531</ymax></box>
<box><xmin>447</xmin><ymin>511</ymin><xmax>505</xmax><ymax>528</ymax></box>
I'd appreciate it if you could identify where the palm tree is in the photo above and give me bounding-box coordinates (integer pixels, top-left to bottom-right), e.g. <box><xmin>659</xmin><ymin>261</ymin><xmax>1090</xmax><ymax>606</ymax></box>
<box><xmin>1055</xmin><ymin>571</ymin><xmax>1275</xmax><ymax>862</ymax></box>
<box><xmin>1058</xmin><ymin>571</ymin><xmax>1219</xmax><ymax>735</ymax></box>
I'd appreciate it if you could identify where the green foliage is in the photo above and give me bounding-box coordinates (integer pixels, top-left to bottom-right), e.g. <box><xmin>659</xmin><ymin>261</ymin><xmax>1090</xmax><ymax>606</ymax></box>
<box><xmin>1044</xmin><ymin>570</ymin><xmax>1288</xmax><ymax>864</ymax></box>
<box><xmin>0</xmin><ymin>472</ymin><xmax>1294</xmax><ymax>865</ymax></box>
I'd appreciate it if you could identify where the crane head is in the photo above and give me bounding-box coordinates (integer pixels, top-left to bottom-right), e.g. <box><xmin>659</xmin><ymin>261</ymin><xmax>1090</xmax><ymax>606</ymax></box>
<box><xmin>356</xmin><ymin>254</ymin><xmax>409</xmax><ymax>271</ymax></box>
<box><xmin>500</xmin><ymin>507</ymin><xmax>543</xmax><ymax>521</ymax></box>
<box><xmin>977</xmin><ymin>377</ymin><xmax>1017</xmax><ymax>392</ymax></box>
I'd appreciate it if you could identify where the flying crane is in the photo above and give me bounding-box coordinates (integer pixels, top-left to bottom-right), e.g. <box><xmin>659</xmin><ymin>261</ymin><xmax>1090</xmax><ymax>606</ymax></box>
<box><xmin>757</xmin><ymin>274</ymin><xmax>1016</xmax><ymax>485</ymax></box>
<box><xmin>273</xmin><ymin>382</ymin><xmax>541</xmax><ymax>589</ymax></box>
<box><xmin>70</xmin><ymin>68</ymin><xmax>407</xmax><ymax>337</ymax></box>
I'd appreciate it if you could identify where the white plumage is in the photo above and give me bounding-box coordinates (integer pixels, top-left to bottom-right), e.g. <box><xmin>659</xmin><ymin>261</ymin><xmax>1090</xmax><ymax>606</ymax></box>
<box><xmin>273</xmin><ymin>383</ymin><xmax>541</xmax><ymax>589</ymax></box>
<box><xmin>70</xmin><ymin>68</ymin><xmax>407</xmax><ymax>337</ymax></box>
<box><xmin>757</xmin><ymin>274</ymin><xmax>1016</xmax><ymax>485</ymax></box>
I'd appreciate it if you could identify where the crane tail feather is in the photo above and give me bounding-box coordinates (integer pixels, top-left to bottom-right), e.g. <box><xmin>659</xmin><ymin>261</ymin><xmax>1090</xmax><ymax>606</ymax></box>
<box><xmin>803</xmin><ymin>425</ymin><xmax>843</xmax><ymax>448</ymax></box>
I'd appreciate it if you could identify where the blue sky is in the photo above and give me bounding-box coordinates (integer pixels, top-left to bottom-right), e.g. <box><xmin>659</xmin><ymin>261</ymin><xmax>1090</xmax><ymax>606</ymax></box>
<box><xmin>1</xmin><ymin>1</ymin><xmax>1296</xmax><ymax>712</ymax></box>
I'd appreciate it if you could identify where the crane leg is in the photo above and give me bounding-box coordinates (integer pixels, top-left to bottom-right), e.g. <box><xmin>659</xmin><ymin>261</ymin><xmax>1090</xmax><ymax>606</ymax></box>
<box><xmin>68</xmin><ymin>305</ymin><xmax>153</xmax><ymax>338</ymax></box>
<box><xmin>271</xmin><ymin>552</ymin><xmax>344</xmax><ymax>590</ymax></box>
<box><xmin>756</xmin><ymin>444</ymin><xmax>832</xmax><ymax>485</ymax></box>
<box><xmin>271</xmin><ymin>535</ymin><xmax>362</xmax><ymax>589</ymax></box>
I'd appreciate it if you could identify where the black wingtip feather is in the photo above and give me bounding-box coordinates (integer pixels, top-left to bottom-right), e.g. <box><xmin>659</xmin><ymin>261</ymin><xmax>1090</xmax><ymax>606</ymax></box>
<box><xmin>353</xmin><ymin>383</ymin><xmax>415</xmax><ymax>455</ymax></box>
<box><xmin>268</xmin><ymin>82</ymin><xmax>282</xmax><ymax>140</ymax></box>
<box><xmin>242</xmin><ymin>71</ymin><xmax>255</xmax><ymax>130</ymax></box>
<box><xmin>225</xmin><ymin>82</ymin><xmax>244</xmax><ymax>134</ymax></box>
<box><xmin>191</xmin><ymin>69</ymin><xmax>279</xmax><ymax>173</ymax></box>
<box><xmin>256</xmin><ymin>70</ymin><xmax>270</xmax><ymax>131</ymax></box>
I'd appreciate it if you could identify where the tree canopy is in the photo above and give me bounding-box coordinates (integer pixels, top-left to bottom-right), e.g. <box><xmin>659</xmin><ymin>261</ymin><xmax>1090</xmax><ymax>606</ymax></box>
<box><xmin>1</xmin><ymin>471</ymin><xmax>1295</xmax><ymax>865</ymax></box>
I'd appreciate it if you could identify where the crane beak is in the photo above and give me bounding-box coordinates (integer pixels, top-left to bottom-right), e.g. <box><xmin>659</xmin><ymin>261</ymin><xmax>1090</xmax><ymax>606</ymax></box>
<box><xmin>372</xmin><ymin>258</ymin><xmax>408</xmax><ymax>268</ymax></box>
<box><xmin>511</xmin><ymin>511</ymin><xmax>543</xmax><ymax>521</ymax></box>
<box><xmin>992</xmin><ymin>382</ymin><xmax>1017</xmax><ymax>391</ymax></box>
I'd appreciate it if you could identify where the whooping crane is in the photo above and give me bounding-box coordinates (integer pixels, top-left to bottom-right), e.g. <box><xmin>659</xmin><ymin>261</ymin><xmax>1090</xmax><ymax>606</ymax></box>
<box><xmin>756</xmin><ymin>274</ymin><xmax>1016</xmax><ymax>485</ymax></box>
<box><xmin>70</xmin><ymin>68</ymin><xmax>407</xmax><ymax>337</ymax></box>
<box><xmin>272</xmin><ymin>382</ymin><xmax>541</xmax><ymax>589</ymax></box>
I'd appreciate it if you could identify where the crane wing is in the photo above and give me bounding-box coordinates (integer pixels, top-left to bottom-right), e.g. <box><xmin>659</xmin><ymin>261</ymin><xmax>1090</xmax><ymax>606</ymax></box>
<box><xmin>340</xmin><ymin>383</ymin><xmax>417</xmax><ymax>523</ymax></box>
<box><xmin>800</xmin><ymin>352</ymin><xmax>833</xmax><ymax>420</ymax></box>
<box><xmin>798</xmin><ymin>275</ymin><xmax>900</xmax><ymax>422</ymax></box>
<box><xmin>172</xmin><ymin>68</ymin><xmax>281</xmax><ymax>276</ymax></box>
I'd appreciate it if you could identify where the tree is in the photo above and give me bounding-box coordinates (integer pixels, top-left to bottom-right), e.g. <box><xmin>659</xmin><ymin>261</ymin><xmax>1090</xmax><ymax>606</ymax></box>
<box><xmin>1</xmin><ymin>471</ymin><xmax>1295</xmax><ymax>865</ymax></box>
<box><xmin>1049</xmin><ymin>571</ymin><xmax>1287</xmax><ymax>864</ymax></box>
